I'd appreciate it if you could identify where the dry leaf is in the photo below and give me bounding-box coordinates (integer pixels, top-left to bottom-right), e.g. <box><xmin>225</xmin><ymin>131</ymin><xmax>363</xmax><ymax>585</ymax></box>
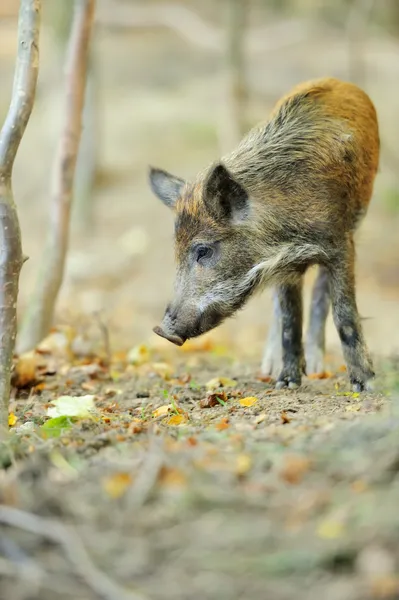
<box><xmin>239</xmin><ymin>397</ymin><xmax>258</xmax><ymax>407</ymax></box>
<box><xmin>166</xmin><ymin>414</ymin><xmax>186</xmax><ymax>426</ymax></box>
<box><xmin>33</xmin><ymin>382</ymin><xmax>47</xmax><ymax>392</ymax></box>
<box><xmin>200</xmin><ymin>391</ymin><xmax>228</xmax><ymax>408</ymax></box>
<box><xmin>152</xmin><ymin>405</ymin><xmax>171</xmax><ymax>418</ymax></box>
<box><xmin>236</xmin><ymin>454</ymin><xmax>252</xmax><ymax>476</ymax></box>
<box><xmin>13</xmin><ymin>352</ymin><xmax>40</xmax><ymax>388</ymax></box>
<box><xmin>257</xmin><ymin>375</ymin><xmax>273</xmax><ymax>383</ymax></box>
<box><xmin>317</xmin><ymin>519</ymin><xmax>345</xmax><ymax>539</ymax></box>
<box><xmin>351</xmin><ymin>479</ymin><xmax>368</xmax><ymax>493</ymax></box>
<box><xmin>215</xmin><ymin>417</ymin><xmax>230</xmax><ymax>431</ymax></box>
<box><xmin>370</xmin><ymin>576</ymin><xmax>399</xmax><ymax>599</ymax></box>
<box><xmin>281</xmin><ymin>411</ymin><xmax>291</xmax><ymax>424</ymax></box>
<box><xmin>181</xmin><ymin>338</ymin><xmax>214</xmax><ymax>352</ymax></box>
<box><xmin>36</xmin><ymin>327</ymin><xmax>74</xmax><ymax>356</ymax></box>
<box><xmin>151</xmin><ymin>362</ymin><xmax>173</xmax><ymax>379</ymax></box>
<box><xmin>307</xmin><ymin>371</ymin><xmax>333</xmax><ymax>379</ymax></box>
<box><xmin>280</xmin><ymin>455</ymin><xmax>311</xmax><ymax>484</ymax></box>
<box><xmin>8</xmin><ymin>413</ymin><xmax>17</xmax><ymax>427</ymax></box>
<box><xmin>254</xmin><ymin>413</ymin><xmax>266</xmax><ymax>425</ymax></box>
<box><xmin>206</xmin><ymin>376</ymin><xmax>237</xmax><ymax>391</ymax></box>
<box><xmin>346</xmin><ymin>403</ymin><xmax>362</xmax><ymax>412</ymax></box>
<box><xmin>127</xmin><ymin>343</ymin><xmax>150</xmax><ymax>365</ymax></box>
<box><xmin>102</xmin><ymin>472</ymin><xmax>132</xmax><ymax>499</ymax></box>
<box><xmin>159</xmin><ymin>466</ymin><xmax>187</xmax><ymax>487</ymax></box>
<box><xmin>81</xmin><ymin>381</ymin><xmax>98</xmax><ymax>392</ymax></box>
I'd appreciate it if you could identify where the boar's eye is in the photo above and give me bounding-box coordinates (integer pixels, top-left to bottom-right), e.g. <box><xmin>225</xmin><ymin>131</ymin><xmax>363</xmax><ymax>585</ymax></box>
<box><xmin>196</xmin><ymin>245</ymin><xmax>213</xmax><ymax>264</ymax></box>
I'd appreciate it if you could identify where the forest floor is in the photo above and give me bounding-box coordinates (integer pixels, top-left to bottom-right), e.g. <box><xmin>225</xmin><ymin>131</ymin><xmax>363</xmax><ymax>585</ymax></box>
<box><xmin>2</xmin><ymin>8</ymin><xmax>399</xmax><ymax>600</ymax></box>
<box><xmin>2</xmin><ymin>339</ymin><xmax>399</xmax><ymax>600</ymax></box>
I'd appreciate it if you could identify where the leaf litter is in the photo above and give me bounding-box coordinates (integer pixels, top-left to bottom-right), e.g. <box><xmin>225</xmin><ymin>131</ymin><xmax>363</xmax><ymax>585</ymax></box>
<box><xmin>2</xmin><ymin>325</ymin><xmax>396</xmax><ymax>600</ymax></box>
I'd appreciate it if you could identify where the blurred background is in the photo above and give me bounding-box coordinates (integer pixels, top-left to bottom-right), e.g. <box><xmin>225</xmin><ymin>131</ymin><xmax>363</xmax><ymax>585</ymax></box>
<box><xmin>1</xmin><ymin>0</ymin><xmax>399</xmax><ymax>364</ymax></box>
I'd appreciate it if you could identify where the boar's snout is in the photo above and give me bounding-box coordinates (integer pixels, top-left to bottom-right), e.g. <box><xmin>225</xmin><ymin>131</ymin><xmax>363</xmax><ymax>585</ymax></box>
<box><xmin>153</xmin><ymin>303</ymin><xmax>192</xmax><ymax>347</ymax></box>
<box><xmin>153</xmin><ymin>325</ymin><xmax>185</xmax><ymax>347</ymax></box>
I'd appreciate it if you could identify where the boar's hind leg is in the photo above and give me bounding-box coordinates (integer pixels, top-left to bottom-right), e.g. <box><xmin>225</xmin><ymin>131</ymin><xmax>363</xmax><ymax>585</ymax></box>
<box><xmin>275</xmin><ymin>279</ymin><xmax>306</xmax><ymax>390</ymax></box>
<box><xmin>261</xmin><ymin>288</ymin><xmax>283</xmax><ymax>378</ymax></box>
<box><xmin>305</xmin><ymin>265</ymin><xmax>330</xmax><ymax>374</ymax></box>
<box><xmin>329</xmin><ymin>237</ymin><xmax>375</xmax><ymax>392</ymax></box>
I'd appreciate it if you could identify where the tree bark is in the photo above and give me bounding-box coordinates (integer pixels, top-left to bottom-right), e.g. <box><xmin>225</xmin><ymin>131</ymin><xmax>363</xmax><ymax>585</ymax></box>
<box><xmin>17</xmin><ymin>0</ymin><xmax>95</xmax><ymax>354</ymax></box>
<box><xmin>72</xmin><ymin>54</ymin><xmax>100</xmax><ymax>233</ymax></box>
<box><xmin>0</xmin><ymin>0</ymin><xmax>41</xmax><ymax>438</ymax></box>
<box><xmin>219</xmin><ymin>0</ymin><xmax>248</xmax><ymax>153</ymax></box>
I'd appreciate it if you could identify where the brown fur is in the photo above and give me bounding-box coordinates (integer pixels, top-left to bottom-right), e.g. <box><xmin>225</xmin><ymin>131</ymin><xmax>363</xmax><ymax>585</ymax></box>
<box><xmin>149</xmin><ymin>77</ymin><xmax>380</xmax><ymax>391</ymax></box>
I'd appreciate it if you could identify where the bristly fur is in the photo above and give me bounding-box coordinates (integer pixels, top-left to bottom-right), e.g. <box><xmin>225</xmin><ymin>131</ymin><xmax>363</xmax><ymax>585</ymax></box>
<box><xmin>150</xmin><ymin>77</ymin><xmax>380</xmax><ymax>392</ymax></box>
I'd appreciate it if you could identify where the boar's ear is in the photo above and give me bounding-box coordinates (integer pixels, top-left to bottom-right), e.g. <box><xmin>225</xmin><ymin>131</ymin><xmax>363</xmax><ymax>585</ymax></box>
<box><xmin>203</xmin><ymin>163</ymin><xmax>249</xmax><ymax>223</ymax></box>
<box><xmin>148</xmin><ymin>166</ymin><xmax>186</xmax><ymax>209</ymax></box>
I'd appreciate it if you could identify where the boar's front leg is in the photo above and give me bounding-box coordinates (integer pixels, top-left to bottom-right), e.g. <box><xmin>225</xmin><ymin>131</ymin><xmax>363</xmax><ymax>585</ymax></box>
<box><xmin>329</xmin><ymin>237</ymin><xmax>375</xmax><ymax>392</ymax></box>
<box><xmin>275</xmin><ymin>279</ymin><xmax>306</xmax><ymax>390</ymax></box>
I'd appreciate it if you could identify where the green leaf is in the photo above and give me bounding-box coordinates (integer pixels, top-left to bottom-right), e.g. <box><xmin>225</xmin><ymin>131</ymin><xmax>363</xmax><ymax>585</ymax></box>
<box><xmin>47</xmin><ymin>394</ymin><xmax>96</xmax><ymax>418</ymax></box>
<box><xmin>41</xmin><ymin>416</ymin><xmax>73</xmax><ymax>438</ymax></box>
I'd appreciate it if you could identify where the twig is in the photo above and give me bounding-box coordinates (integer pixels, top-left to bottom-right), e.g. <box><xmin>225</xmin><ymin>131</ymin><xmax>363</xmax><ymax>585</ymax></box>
<box><xmin>94</xmin><ymin>311</ymin><xmax>111</xmax><ymax>368</ymax></box>
<box><xmin>0</xmin><ymin>504</ymin><xmax>147</xmax><ymax>600</ymax></box>
<box><xmin>128</xmin><ymin>438</ymin><xmax>165</xmax><ymax>509</ymax></box>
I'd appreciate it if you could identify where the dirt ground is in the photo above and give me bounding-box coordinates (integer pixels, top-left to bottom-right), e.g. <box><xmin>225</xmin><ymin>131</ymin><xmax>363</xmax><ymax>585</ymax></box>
<box><xmin>1</xmin><ymin>6</ymin><xmax>399</xmax><ymax>600</ymax></box>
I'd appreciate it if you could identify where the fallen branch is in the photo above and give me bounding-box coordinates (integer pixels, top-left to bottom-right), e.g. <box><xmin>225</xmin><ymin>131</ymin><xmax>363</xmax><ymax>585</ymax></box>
<box><xmin>17</xmin><ymin>0</ymin><xmax>95</xmax><ymax>353</ymax></box>
<box><xmin>0</xmin><ymin>0</ymin><xmax>41</xmax><ymax>438</ymax></box>
<box><xmin>0</xmin><ymin>505</ymin><xmax>146</xmax><ymax>600</ymax></box>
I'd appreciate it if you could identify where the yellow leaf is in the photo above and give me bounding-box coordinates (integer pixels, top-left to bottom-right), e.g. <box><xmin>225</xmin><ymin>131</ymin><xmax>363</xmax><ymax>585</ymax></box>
<box><xmin>317</xmin><ymin>519</ymin><xmax>345</xmax><ymax>539</ymax></box>
<box><xmin>346</xmin><ymin>403</ymin><xmax>362</xmax><ymax>412</ymax></box>
<box><xmin>151</xmin><ymin>362</ymin><xmax>173</xmax><ymax>379</ymax></box>
<box><xmin>239</xmin><ymin>396</ymin><xmax>258</xmax><ymax>407</ymax></box>
<box><xmin>152</xmin><ymin>405</ymin><xmax>171</xmax><ymax>418</ymax></box>
<box><xmin>102</xmin><ymin>472</ymin><xmax>132</xmax><ymax>499</ymax></box>
<box><xmin>8</xmin><ymin>413</ymin><xmax>17</xmax><ymax>427</ymax></box>
<box><xmin>127</xmin><ymin>343</ymin><xmax>150</xmax><ymax>365</ymax></box>
<box><xmin>206</xmin><ymin>376</ymin><xmax>237</xmax><ymax>391</ymax></box>
<box><xmin>236</xmin><ymin>454</ymin><xmax>252</xmax><ymax>476</ymax></box>
<box><xmin>166</xmin><ymin>414</ymin><xmax>186</xmax><ymax>426</ymax></box>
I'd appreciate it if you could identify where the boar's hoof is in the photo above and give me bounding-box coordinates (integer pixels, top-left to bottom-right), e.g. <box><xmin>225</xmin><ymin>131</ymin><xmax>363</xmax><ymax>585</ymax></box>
<box><xmin>351</xmin><ymin>377</ymin><xmax>375</xmax><ymax>393</ymax></box>
<box><xmin>153</xmin><ymin>325</ymin><xmax>185</xmax><ymax>347</ymax></box>
<box><xmin>276</xmin><ymin>379</ymin><xmax>299</xmax><ymax>390</ymax></box>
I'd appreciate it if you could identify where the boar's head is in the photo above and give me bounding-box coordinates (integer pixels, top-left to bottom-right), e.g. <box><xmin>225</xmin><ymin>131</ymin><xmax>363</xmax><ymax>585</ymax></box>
<box><xmin>149</xmin><ymin>163</ymin><xmax>265</xmax><ymax>346</ymax></box>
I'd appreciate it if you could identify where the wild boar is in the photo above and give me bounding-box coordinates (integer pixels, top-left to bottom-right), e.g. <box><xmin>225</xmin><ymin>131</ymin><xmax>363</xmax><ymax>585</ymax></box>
<box><xmin>149</xmin><ymin>77</ymin><xmax>379</xmax><ymax>392</ymax></box>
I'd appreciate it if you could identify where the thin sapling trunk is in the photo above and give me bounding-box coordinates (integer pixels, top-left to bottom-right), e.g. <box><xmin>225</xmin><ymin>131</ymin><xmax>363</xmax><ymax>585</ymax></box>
<box><xmin>0</xmin><ymin>0</ymin><xmax>41</xmax><ymax>438</ymax></box>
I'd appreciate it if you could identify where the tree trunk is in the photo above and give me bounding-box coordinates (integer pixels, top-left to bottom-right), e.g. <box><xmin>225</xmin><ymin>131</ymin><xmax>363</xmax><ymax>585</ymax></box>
<box><xmin>17</xmin><ymin>0</ymin><xmax>95</xmax><ymax>354</ymax></box>
<box><xmin>72</xmin><ymin>53</ymin><xmax>99</xmax><ymax>233</ymax></box>
<box><xmin>0</xmin><ymin>0</ymin><xmax>41</xmax><ymax>438</ymax></box>
<box><xmin>219</xmin><ymin>0</ymin><xmax>248</xmax><ymax>153</ymax></box>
